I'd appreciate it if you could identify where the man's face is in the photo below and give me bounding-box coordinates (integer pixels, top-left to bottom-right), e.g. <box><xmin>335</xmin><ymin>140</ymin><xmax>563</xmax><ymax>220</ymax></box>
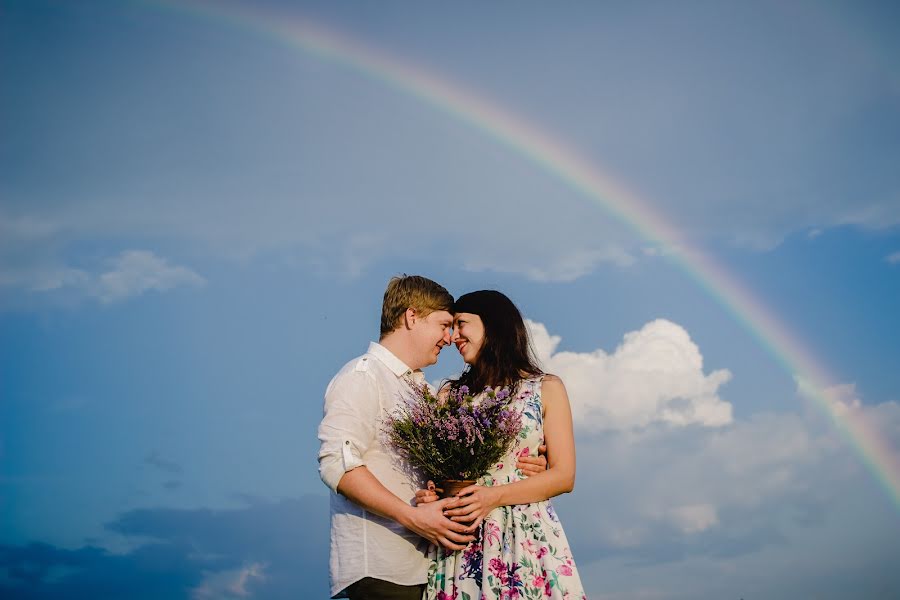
<box><xmin>411</xmin><ymin>309</ymin><xmax>454</xmax><ymax>368</ymax></box>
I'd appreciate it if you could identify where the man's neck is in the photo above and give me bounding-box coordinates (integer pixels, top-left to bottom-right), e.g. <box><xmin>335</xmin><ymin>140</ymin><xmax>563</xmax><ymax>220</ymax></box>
<box><xmin>379</xmin><ymin>333</ymin><xmax>421</xmax><ymax>371</ymax></box>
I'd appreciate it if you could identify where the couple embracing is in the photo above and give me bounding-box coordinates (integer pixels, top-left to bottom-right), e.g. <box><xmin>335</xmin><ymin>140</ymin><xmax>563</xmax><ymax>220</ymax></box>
<box><xmin>318</xmin><ymin>275</ymin><xmax>586</xmax><ymax>599</ymax></box>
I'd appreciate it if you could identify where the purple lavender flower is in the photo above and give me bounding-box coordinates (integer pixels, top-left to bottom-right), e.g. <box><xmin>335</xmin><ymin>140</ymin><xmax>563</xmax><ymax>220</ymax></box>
<box><xmin>382</xmin><ymin>383</ymin><xmax>522</xmax><ymax>481</ymax></box>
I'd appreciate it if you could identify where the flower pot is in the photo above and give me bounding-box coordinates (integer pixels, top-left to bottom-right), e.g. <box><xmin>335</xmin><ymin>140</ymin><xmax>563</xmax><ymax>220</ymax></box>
<box><xmin>439</xmin><ymin>479</ymin><xmax>477</xmax><ymax>499</ymax></box>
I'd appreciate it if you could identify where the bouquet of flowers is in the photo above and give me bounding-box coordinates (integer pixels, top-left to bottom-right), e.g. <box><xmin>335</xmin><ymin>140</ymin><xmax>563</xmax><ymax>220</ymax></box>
<box><xmin>383</xmin><ymin>383</ymin><xmax>523</xmax><ymax>491</ymax></box>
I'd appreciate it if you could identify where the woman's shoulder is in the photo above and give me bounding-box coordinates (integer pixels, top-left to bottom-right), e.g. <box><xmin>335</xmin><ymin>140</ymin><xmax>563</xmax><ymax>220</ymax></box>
<box><xmin>517</xmin><ymin>371</ymin><xmax>562</xmax><ymax>384</ymax></box>
<box><xmin>537</xmin><ymin>374</ymin><xmax>568</xmax><ymax>402</ymax></box>
<box><xmin>540</xmin><ymin>373</ymin><xmax>566</xmax><ymax>389</ymax></box>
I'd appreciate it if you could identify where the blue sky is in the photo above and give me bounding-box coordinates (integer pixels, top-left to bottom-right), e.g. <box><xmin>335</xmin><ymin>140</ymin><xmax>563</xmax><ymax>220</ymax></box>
<box><xmin>2</xmin><ymin>0</ymin><xmax>900</xmax><ymax>598</ymax></box>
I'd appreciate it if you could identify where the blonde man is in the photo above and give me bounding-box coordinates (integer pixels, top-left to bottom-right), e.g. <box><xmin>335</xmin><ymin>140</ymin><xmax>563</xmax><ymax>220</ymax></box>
<box><xmin>318</xmin><ymin>275</ymin><xmax>472</xmax><ymax>600</ymax></box>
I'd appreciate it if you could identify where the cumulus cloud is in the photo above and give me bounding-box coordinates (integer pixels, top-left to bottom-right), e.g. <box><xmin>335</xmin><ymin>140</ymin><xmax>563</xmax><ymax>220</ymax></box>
<box><xmin>561</xmin><ymin>405</ymin><xmax>898</xmax><ymax>570</ymax></box>
<box><xmin>518</xmin><ymin>320</ymin><xmax>900</xmax><ymax>590</ymax></box>
<box><xmin>527</xmin><ymin>318</ymin><xmax>733</xmax><ymax>430</ymax></box>
<box><xmin>552</xmin><ymin>371</ymin><xmax>900</xmax><ymax>599</ymax></box>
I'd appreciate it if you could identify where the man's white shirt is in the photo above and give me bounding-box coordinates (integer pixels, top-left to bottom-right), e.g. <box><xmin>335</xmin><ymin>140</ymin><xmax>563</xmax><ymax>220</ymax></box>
<box><xmin>318</xmin><ymin>342</ymin><xmax>431</xmax><ymax>598</ymax></box>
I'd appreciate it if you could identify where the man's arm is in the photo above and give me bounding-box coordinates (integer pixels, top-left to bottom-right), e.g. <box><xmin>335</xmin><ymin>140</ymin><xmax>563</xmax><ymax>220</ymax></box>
<box><xmin>318</xmin><ymin>367</ymin><xmax>473</xmax><ymax>549</ymax></box>
<box><xmin>317</xmin><ymin>368</ymin><xmax>376</xmax><ymax>493</ymax></box>
<box><xmin>337</xmin><ymin>466</ymin><xmax>474</xmax><ymax>550</ymax></box>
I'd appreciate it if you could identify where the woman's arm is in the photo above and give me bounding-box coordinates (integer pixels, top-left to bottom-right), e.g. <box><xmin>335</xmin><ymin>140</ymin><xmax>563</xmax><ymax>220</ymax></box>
<box><xmin>442</xmin><ymin>375</ymin><xmax>576</xmax><ymax>529</ymax></box>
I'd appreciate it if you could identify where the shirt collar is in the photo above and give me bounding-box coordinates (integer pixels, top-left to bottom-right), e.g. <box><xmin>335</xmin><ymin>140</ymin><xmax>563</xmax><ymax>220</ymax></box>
<box><xmin>367</xmin><ymin>341</ymin><xmax>421</xmax><ymax>380</ymax></box>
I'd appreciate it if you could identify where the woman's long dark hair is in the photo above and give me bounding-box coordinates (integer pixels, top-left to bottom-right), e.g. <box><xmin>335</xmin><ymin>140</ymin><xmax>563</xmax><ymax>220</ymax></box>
<box><xmin>449</xmin><ymin>290</ymin><xmax>543</xmax><ymax>394</ymax></box>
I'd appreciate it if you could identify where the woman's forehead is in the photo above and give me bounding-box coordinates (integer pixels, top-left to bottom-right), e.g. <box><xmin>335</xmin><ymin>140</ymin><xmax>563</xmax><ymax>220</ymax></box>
<box><xmin>453</xmin><ymin>312</ymin><xmax>479</xmax><ymax>323</ymax></box>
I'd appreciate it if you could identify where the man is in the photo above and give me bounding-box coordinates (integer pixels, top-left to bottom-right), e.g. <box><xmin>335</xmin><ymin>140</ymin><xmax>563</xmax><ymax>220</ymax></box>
<box><xmin>318</xmin><ymin>275</ymin><xmax>544</xmax><ymax>600</ymax></box>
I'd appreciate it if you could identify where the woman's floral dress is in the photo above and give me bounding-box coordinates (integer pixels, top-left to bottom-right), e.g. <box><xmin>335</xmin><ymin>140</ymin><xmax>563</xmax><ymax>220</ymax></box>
<box><xmin>425</xmin><ymin>377</ymin><xmax>587</xmax><ymax>600</ymax></box>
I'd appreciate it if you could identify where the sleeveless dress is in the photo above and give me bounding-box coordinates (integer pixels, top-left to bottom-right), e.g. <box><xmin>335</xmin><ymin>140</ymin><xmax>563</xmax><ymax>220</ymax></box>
<box><xmin>425</xmin><ymin>377</ymin><xmax>587</xmax><ymax>600</ymax></box>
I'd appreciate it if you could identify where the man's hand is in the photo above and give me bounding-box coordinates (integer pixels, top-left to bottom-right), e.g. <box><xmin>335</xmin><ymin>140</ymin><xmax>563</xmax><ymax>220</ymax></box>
<box><xmin>516</xmin><ymin>444</ymin><xmax>548</xmax><ymax>477</ymax></box>
<box><xmin>402</xmin><ymin>498</ymin><xmax>475</xmax><ymax>551</ymax></box>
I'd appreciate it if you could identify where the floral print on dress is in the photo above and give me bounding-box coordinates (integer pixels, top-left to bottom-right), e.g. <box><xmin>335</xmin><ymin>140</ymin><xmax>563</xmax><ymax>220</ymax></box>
<box><xmin>425</xmin><ymin>378</ymin><xmax>587</xmax><ymax>600</ymax></box>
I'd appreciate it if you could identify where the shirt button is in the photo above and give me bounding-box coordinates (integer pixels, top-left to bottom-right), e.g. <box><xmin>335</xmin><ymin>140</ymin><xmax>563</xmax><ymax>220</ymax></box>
<box><xmin>345</xmin><ymin>441</ymin><xmax>350</xmax><ymax>445</ymax></box>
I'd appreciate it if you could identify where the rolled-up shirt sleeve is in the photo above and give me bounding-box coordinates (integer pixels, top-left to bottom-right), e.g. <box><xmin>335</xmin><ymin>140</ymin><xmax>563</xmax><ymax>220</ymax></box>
<box><xmin>318</xmin><ymin>368</ymin><xmax>380</xmax><ymax>494</ymax></box>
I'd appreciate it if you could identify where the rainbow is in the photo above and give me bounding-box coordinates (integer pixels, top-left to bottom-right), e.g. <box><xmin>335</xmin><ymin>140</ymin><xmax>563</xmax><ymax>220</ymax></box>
<box><xmin>154</xmin><ymin>1</ymin><xmax>900</xmax><ymax>509</ymax></box>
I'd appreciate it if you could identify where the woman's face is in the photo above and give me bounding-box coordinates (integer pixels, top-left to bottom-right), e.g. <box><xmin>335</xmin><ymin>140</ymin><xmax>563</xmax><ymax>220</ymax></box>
<box><xmin>452</xmin><ymin>312</ymin><xmax>485</xmax><ymax>365</ymax></box>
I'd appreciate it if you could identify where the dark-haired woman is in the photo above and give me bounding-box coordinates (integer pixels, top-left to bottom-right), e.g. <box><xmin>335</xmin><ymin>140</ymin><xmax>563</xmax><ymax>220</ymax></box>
<box><xmin>418</xmin><ymin>290</ymin><xmax>586</xmax><ymax>600</ymax></box>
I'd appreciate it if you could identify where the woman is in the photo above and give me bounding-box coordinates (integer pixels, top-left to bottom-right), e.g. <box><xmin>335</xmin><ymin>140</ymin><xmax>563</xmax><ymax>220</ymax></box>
<box><xmin>418</xmin><ymin>290</ymin><xmax>586</xmax><ymax>600</ymax></box>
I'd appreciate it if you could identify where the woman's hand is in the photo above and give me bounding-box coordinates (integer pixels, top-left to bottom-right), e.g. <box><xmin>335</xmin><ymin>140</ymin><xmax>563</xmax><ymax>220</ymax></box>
<box><xmin>414</xmin><ymin>481</ymin><xmax>440</xmax><ymax>505</ymax></box>
<box><xmin>442</xmin><ymin>484</ymin><xmax>502</xmax><ymax>532</ymax></box>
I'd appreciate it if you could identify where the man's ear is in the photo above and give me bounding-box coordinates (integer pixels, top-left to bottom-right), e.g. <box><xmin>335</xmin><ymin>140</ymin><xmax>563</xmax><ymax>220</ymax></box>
<box><xmin>403</xmin><ymin>307</ymin><xmax>417</xmax><ymax>329</ymax></box>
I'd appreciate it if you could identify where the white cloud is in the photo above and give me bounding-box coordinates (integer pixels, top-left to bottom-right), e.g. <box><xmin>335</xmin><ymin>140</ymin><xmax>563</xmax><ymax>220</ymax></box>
<box><xmin>516</xmin><ymin>323</ymin><xmax>900</xmax><ymax>589</ymax></box>
<box><xmin>0</xmin><ymin>212</ymin><xmax>61</xmax><ymax>241</ymax></box>
<box><xmin>665</xmin><ymin>503</ymin><xmax>719</xmax><ymax>534</ymax></box>
<box><xmin>14</xmin><ymin>250</ymin><xmax>206</xmax><ymax>305</ymax></box>
<box><xmin>822</xmin><ymin>382</ymin><xmax>863</xmax><ymax>416</ymax></box>
<box><xmin>527</xmin><ymin>318</ymin><xmax>733</xmax><ymax>430</ymax></box>
<box><xmin>466</xmin><ymin>245</ymin><xmax>636</xmax><ymax>283</ymax></box>
<box><xmin>192</xmin><ymin>562</ymin><xmax>267</xmax><ymax>599</ymax></box>
<box><xmin>796</xmin><ymin>377</ymin><xmax>868</xmax><ymax>419</ymax></box>
<box><xmin>92</xmin><ymin>250</ymin><xmax>205</xmax><ymax>304</ymax></box>
<box><xmin>29</xmin><ymin>268</ymin><xmax>91</xmax><ymax>292</ymax></box>
<box><xmin>524</xmin><ymin>247</ymin><xmax>636</xmax><ymax>281</ymax></box>
<box><xmin>886</xmin><ymin>251</ymin><xmax>900</xmax><ymax>265</ymax></box>
<box><xmin>556</xmin><ymin>373</ymin><xmax>900</xmax><ymax>593</ymax></box>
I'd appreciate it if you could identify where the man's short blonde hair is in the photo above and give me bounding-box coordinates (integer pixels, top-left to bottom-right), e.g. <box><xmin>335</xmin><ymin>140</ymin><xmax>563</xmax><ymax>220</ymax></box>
<box><xmin>380</xmin><ymin>275</ymin><xmax>454</xmax><ymax>338</ymax></box>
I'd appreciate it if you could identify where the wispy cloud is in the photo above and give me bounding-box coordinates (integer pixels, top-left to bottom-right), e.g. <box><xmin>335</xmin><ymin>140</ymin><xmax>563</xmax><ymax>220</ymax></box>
<box><xmin>144</xmin><ymin>452</ymin><xmax>183</xmax><ymax>476</ymax></box>
<box><xmin>92</xmin><ymin>251</ymin><xmax>205</xmax><ymax>304</ymax></box>
<box><xmin>2</xmin><ymin>0</ymin><xmax>899</xmax><ymax>298</ymax></box>
<box><xmin>886</xmin><ymin>251</ymin><xmax>900</xmax><ymax>265</ymax></box>
<box><xmin>14</xmin><ymin>250</ymin><xmax>206</xmax><ymax>305</ymax></box>
<box><xmin>192</xmin><ymin>562</ymin><xmax>267</xmax><ymax>600</ymax></box>
<box><xmin>466</xmin><ymin>245</ymin><xmax>637</xmax><ymax>283</ymax></box>
<box><xmin>0</xmin><ymin>496</ymin><xmax>330</xmax><ymax>599</ymax></box>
